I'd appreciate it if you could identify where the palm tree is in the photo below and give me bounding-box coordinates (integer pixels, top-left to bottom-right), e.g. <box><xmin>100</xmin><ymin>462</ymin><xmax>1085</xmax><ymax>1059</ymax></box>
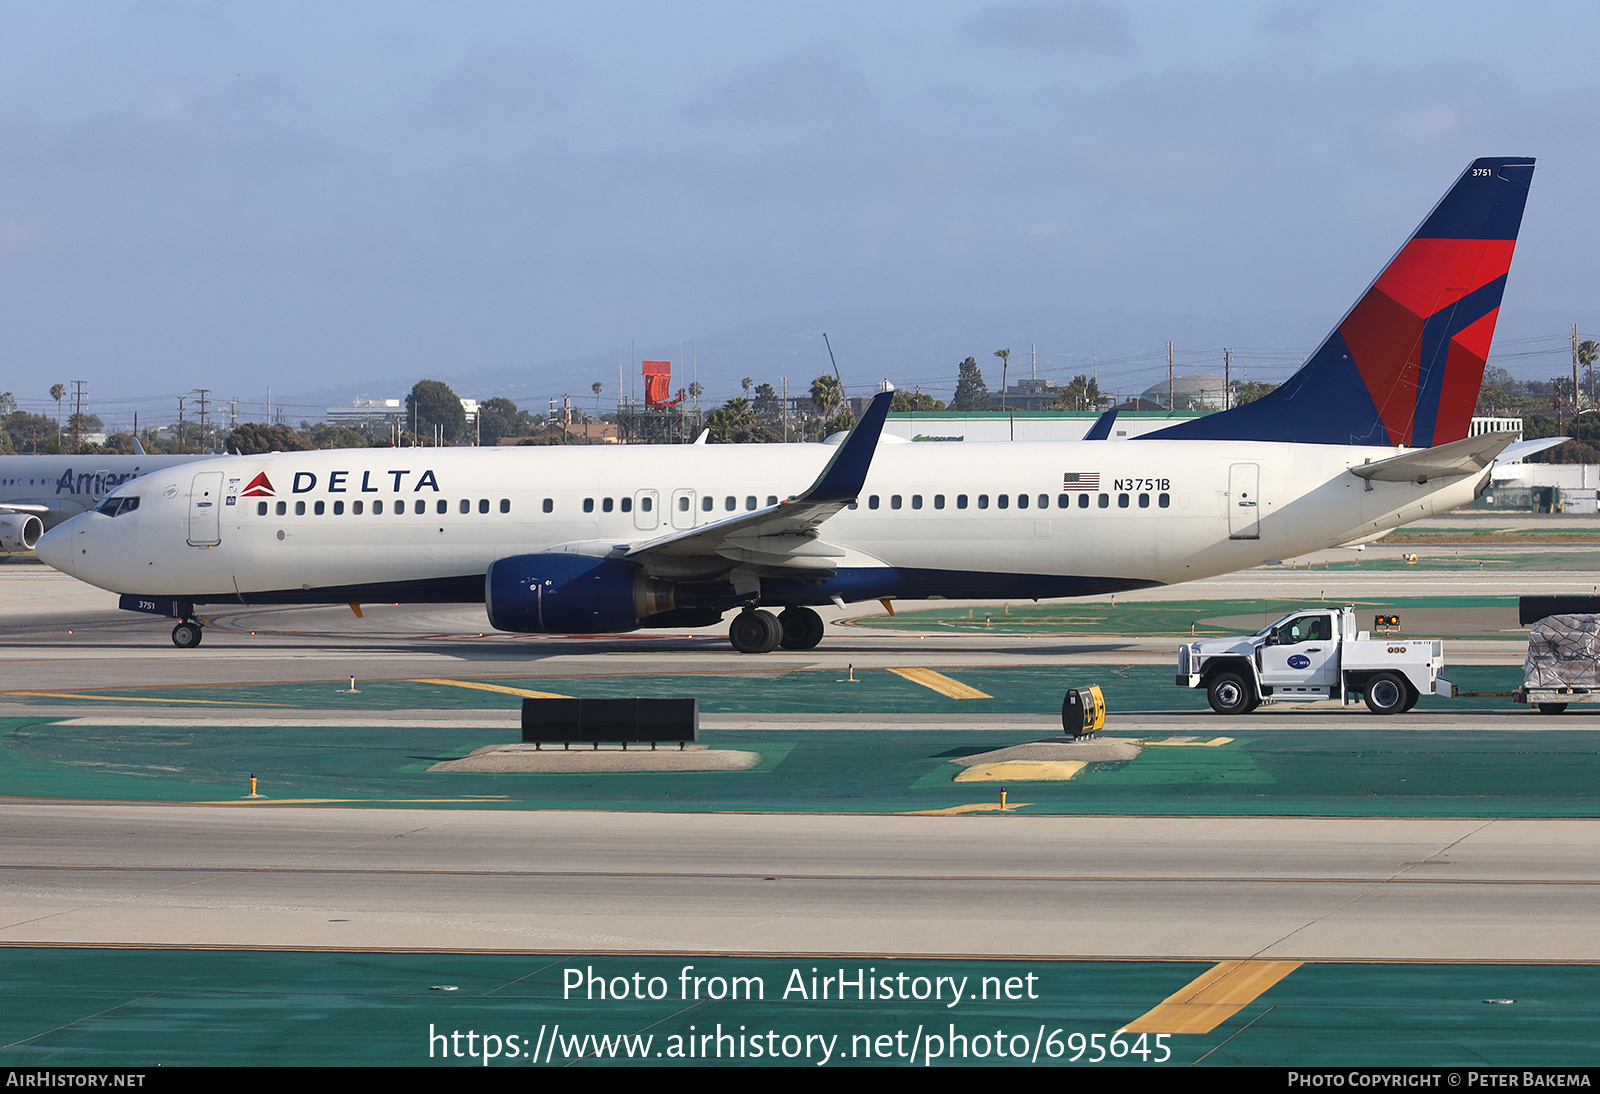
<box><xmin>809</xmin><ymin>374</ymin><xmax>843</xmax><ymax>419</ymax></box>
<box><xmin>50</xmin><ymin>384</ymin><xmax>64</xmax><ymax>449</ymax></box>
<box><xmin>591</xmin><ymin>381</ymin><xmax>603</xmax><ymax>441</ymax></box>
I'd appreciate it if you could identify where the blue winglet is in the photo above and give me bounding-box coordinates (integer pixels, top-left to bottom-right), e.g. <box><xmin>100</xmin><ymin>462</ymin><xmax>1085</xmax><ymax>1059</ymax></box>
<box><xmin>1082</xmin><ymin>409</ymin><xmax>1118</xmax><ymax>440</ymax></box>
<box><xmin>804</xmin><ymin>391</ymin><xmax>893</xmax><ymax>503</ymax></box>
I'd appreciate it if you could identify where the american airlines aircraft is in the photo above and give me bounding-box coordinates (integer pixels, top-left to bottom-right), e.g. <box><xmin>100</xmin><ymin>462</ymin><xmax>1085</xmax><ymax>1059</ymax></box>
<box><xmin>37</xmin><ymin>158</ymin><xmax>1535</xmax><ymax>654</ymax></box>
<box><xmin>0</xmin><ymin>448</ymin><xmax>213</xmax><ymax>550</ymax></box>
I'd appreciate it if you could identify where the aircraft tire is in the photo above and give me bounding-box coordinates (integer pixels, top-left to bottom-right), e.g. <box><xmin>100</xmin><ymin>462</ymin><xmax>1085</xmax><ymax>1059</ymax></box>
<box><xmin>778</xmin><ymin>607</ymin><xmax>825</xmax><ymax>650</ymax></box>
<box><xmin>1363</xmin><ymin>672</ymin><xmax>1407</xmax><ymax>715</ymax></box>
<box><xmin>729</xmin><ymin>609</ymin><xmax>783</xmax><ymax>654</ymax></box>
<box><xmin>1537</xmin><ymin>703</ymin><xmax>1568</xmax><ymax>715</ymax></box>
<box><xmin>1207</xmin><ymin>672</ymin><xmax>1254</xmax><ymax>715</ymax></box>
<box><xmin>171</xmin><ymin>622</ymin><xmax>203</xmax><ymax>649</ymax></box>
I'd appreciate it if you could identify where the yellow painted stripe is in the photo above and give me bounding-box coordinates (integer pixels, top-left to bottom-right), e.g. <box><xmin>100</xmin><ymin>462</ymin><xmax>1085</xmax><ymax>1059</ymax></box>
<box><xmin>898</xmin><ymin>802</ymin><xmax>1031</xmax><ymax>816</ymax></box>
<box><xmin>1144</xmin><ymin>736</ymin><xmax>1234</xmax><ymax>747</ymax></box>
<box><xmin>1123</xmin><ymin>960</ymin><xmax>1302</xmax><ymax>1034</ymax></box>
<box><xmin>2</xmin><ymin>691</ymin><xmax>284</xmax><ymax>707</ymax></box>
<box><xmin>887</xmin><ymin>667</ymin><xmax>992</xmax><ymax>699</ymax></box>
<box><xmin>410</xmin><ymin>678</ymin><xmax>572</xmax><ymax>700</ymax></box>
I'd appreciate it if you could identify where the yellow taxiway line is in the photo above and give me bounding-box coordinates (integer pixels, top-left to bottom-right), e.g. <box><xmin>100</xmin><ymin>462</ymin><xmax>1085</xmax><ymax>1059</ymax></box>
<box><xmin>886</xmin><ymin>667</ymin><xmax>992</xmax><ymax>699</ymax></box>
<box><xmin>410</xmin><ymin>678</ymin><xmax>572</xmax><ymax>700</ymax></box>
<box><xmin>1123</xmin><ymin>960</ymin><xmax>1302</xmax><ymax>1034</ymax></box>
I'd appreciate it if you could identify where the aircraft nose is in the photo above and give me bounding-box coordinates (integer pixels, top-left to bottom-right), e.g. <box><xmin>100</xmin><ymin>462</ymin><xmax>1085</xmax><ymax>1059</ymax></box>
<box><xmin>34</xmin><ymin>521</ymin><xmax>77</xmax><ymax>577</ymax></box>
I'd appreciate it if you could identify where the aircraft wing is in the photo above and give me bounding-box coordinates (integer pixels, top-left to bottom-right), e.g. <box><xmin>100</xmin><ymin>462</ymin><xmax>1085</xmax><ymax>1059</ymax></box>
<box><xmin>0</xmin><ymin>501</ymin><xmax>51</xmax><ymax>514</ymax></box>
<box><xmin>624</xmin><ymin>391</ymin><xmax>892</xmax><ymax>574</ymax></box>
<box><xmin>1349</xmin><ymin>431</ymin><xmax>1514</xmax><ymax>483</ymax></box>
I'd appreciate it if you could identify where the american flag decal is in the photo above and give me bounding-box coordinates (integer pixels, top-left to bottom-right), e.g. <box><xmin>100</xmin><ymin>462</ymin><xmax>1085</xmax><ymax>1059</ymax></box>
<box><xmin>1063</xmin><ymin>472</ymin><xmax>1101</xmax><ymax>490</ymax></box>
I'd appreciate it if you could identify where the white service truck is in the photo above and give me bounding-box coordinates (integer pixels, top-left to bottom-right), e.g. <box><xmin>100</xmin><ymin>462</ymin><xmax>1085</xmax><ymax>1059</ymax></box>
<box><xmin>1176</xmin><ymin>605</ymin><xmax>1452</xmax><ymax>715</ymax></box>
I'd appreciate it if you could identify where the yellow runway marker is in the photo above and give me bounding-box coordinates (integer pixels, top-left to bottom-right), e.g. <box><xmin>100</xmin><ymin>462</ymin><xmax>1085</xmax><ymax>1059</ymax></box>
<box><xmin>1144</xmin><ymin>736</ymin><xmax>1234</xmax><ymax>747</ymax></box>
<box><xmin>410</xmin><ymin>678</ymin><xmax>572</xmax><ymax>700</ymax></box>
<box><xmin>1123</xmin><ymin>960</ymin><xmax>1302</xmax><ymax>1034</ymax></box>
<box><xmin>953</xmin><ymin>761</ymin><xmax>1086</xmax><ymax>783</ymax></box>
<box><xmin>2</xmin><ymin>691</ymin><xmax>284</xmax><ymax>707</ymax></box>
<box><xmin>886</xmin><ymin>667</ymin><xmax>992</xmax><ymax>699</ymax></box>
<box><xmin>898</xmin><ymin>802</ymin><xmax>1032</xmax><ymax>816</ymax></box>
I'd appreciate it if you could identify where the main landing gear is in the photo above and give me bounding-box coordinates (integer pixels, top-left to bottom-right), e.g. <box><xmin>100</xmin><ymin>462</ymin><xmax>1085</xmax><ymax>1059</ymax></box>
<box><xmin>728</xmin><ymin>606</ymin><xmax>825</xmax><ymax>654</ymax></box>
<box><xmin>171</xmin><ymin>620</ymin><xmax>204</xmax><ymax>649</ymax></box>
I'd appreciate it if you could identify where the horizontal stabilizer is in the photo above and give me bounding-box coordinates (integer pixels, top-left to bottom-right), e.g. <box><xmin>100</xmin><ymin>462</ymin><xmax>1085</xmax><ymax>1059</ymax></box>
<box><xmin>1349</xmin><ymin>430</ymin><xmax>1513</xmax><ymax>483</ymax></box>
<box><xmin>1495</xmin><ymin>436</ymin><xmax>1567</xmax><ymax>464</ymax></box>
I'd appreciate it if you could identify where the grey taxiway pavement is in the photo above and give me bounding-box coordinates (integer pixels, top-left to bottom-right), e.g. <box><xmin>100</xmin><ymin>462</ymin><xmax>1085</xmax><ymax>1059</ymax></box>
<box><xmin>3</xmin><ymin>805</ymin><xmax>1598</xmax><ymax>960</ymax></box>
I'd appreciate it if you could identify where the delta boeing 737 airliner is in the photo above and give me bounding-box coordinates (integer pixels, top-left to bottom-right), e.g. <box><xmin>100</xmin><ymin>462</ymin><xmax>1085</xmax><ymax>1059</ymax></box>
<box><xmin>37</xmin><ymin>158</ymin><xmax>1536</xmax><ymax>654</ymax></box>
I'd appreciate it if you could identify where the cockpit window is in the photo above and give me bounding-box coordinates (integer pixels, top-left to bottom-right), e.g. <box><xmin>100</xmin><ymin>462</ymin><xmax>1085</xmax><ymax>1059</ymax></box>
<box><xmin>94</xmin><ymin>496</ymin><xmax>140</xmax><ymax>517</ymax></box>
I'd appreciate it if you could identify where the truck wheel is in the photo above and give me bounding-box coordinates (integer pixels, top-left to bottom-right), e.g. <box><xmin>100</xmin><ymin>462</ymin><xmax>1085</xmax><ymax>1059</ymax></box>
<box><xmin>1400</xmin><ymin>684</ymin><xmax>1420</xmax><ymax>713</ymax></box>
<box><xmin>1537</xmin><ymin>703</ymin><xmax>1568</xmax><ymax>715</ymax></box>
<box><xmin>1207</xmin><ymin>672</ymin><xmax>1254</xmax><ymax>715</ymax></box>
<box><xmin>1364</xmin><ymin>672</ymin><xmax>1407</xmax><ymax>715</ymax></box>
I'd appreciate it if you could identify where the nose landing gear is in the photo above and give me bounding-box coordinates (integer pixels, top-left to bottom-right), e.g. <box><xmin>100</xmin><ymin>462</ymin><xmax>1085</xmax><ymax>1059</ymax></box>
<box><xmin>171</xmin><ymin>620</ymin><xmax>204</xmax><ymax>649</ymax></box>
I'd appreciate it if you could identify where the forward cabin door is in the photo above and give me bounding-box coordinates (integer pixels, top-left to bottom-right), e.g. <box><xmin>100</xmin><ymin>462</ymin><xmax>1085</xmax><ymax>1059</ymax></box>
<box><xmin>1227</xmin><ymin>463</ymin><xmax>1261</xmax><ymax>540</ymax></box>
<box><xmin>187</xmin><ymin>471</ymin><xmax>223</xmax><ymax>547</ymax></box>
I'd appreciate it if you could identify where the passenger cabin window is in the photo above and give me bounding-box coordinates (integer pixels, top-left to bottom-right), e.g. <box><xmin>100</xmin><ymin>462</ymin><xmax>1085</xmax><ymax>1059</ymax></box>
<box><xmin>1159</xmin><ymin>493</ymin><xmax>1170</xmax><ymax>508</ymax></box>
<box><xmin>766</xmin><ymin>495</ymin><xmax>777</xmax><ymax>506</ymax></box>
<box><xmin>584</xmin><ymin>498</ymin><xmax>595</xmax><ymax>513</ymax></box>
<box><xmin>1017</xmin><ymin>494</ymin><xmax>1027</xmax><ymax>509</ymax></box>
<box><xmin>745</xmin><ymin>496</ymin><xmax>756</xmax><ymax>511</ymax></box>
<box><xmin>997</xmin><ymin>494</ymin><xmax>1009</xmax><ymax>509</ymax></box>
<box><xmin>373</xmin><ymin>500</ymin><xmax>383</xmax><ymax>515</ymax></box>
<box><xmin>678</xmin><ymin>496</ymin><xmax>690</xmax><ymax>511</ymax></box>
<box><xmin>459</xmin><ymin>499</ymin><xmax>470</xmax><ymax>514</ymax></box>
<box><xmin>641</xmin><ymin>496</ymin><xmax>653</xmax><ymax>512</ymax></box>
<box><xmin>542</xmin><ymin>498</ymin><xmax>552</xmax><ymax>513</ymax></box>
<box><xmin>978</xmin><ymin>494</ymin><xmax>989</xmax><ymax>509</ymax></box>
<box><xmin>934</xmin><ymin>495</ymin><xmax>945</xmax><ymax>509</ymax></box>
<box><xmin>702</xmin><ymin>496</ymin><xmax>714</xmax><ymax>512</ymax></box>
<box><xmin>257</xmin><ymin>501</ymin><xmax>268</xmax><ymax>516</ymax></box>
<box><xmin>725</xmin><ymin>496</ymin><xmax>736</xmax><ymax>511</ymax></box>
<box><xmin>295</xmin><ymin>501</ymin><xmax>306</xmax><ymax>516</ymax></box>
<box><xmin>911</xmin><ymin>495</ymin><xmax>922</xmax><ymax>510</ymax></box>
<box><xmin>437</xmin><ymin>499</ymin><xmax>447</xmax><ymax>515</ymax></box>
<box><xmin>868</xmin><ymin>496</ymin><xmax>880</xmax><ymax>510</ymax></box>
<box><xmin>1098</xmin><ymin>494</ymin><xmax>1109</xmax><ymax>508</ymax></box>
<box><xmin>500</xmin><ymin>499</ymin><xmax>510</xmax><ymax>513</ymax></box>
<box><xmin>621</xmin><ymin>497</ymin><xmax>632</xmax><ymax>512</ymax></box>
<box><xmin>1118</xmin><ymin>493</ymin><xmax>1129</xmax><ymax>508</ymax></box>
<box><xmin>480</xmin><ymin>499</ymin><xmax>490</xmax><ymax>514</ymax></box>
<box><xmin>1139</xmin><ymin>493</ymin><xmax>1150</xmax><ymax>508</ymax></box>
<box><xmin>891</xmin><ymin>495</ymin><xmax>902</xmax><ymax>510</ymax></box>
<box><xmin>333</xmin><ymin>501</ymin><xmax>344</xmax><ymax>515</ymax></box>
<box><xmin>353</xmin><ymin>501</ymin><xmax>363</xmax><ymax>515</ymax></box>
<box><xmin>957</xmin><ymin>495</ymin><xmax>968</xmax><ymax>509</ymax></box>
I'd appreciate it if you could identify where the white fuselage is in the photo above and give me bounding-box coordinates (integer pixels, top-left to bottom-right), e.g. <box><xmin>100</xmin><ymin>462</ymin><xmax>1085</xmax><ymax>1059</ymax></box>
<box><xmin>38</xmin><ymin>438</ymin><xmax>1485</xmax><ymax>614</ymax></box>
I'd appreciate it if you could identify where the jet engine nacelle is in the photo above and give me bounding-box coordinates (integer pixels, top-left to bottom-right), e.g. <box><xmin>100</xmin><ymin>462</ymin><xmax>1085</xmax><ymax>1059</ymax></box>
<box><xmin>484</xmin><ymin>553</ymin><xmax>676</xmax><ymax>634</ymax></box>
<box><xmin>0</xmin><ymin>513</ymin><xmax>43</xmax><ymax>551</ymax></box>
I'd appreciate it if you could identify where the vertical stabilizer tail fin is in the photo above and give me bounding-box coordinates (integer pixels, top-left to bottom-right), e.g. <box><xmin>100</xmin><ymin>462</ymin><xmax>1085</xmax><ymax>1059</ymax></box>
<box><xmin>1142</xmin><ymin>157</ymin><xmax>1535</xmax><ymax>447</ymax></box>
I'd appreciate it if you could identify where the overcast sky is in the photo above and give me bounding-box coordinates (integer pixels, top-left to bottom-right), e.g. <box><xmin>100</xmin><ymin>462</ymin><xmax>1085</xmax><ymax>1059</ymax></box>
<box><xmin>1</xmin><ymin>1</ymin><xmax>1595</xmax><ymax>424</ymax></box>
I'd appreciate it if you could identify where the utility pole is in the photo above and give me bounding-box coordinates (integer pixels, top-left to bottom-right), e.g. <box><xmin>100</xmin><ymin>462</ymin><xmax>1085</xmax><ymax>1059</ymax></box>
<box><xmin>193</xmin><ymin>389</ymin><xmax>211</xmax><ymax>453</ymax></box>
<box><xmin>1574</xmin><ymin>324</ymin><xmax>1583</xmax><ymax>417</ymax></box>
<box><xmin>70</xmin><ymin>380</ymin><xmax>86</xmax><ymax>451</ymax></box>
<box><xmin>1223</xmin><ymin>348</ymin><xmax>1232</xmax><ymax>411</ymax></box>
<box><xmin>1167</xmin><ymin>342</ymin><xmax>1175</xmax><ymax>412</ymax></box>
<box><xmin>176</xmin><ymin>396</ymin><xmax>186</xmax><ymax>455</ymax></box>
